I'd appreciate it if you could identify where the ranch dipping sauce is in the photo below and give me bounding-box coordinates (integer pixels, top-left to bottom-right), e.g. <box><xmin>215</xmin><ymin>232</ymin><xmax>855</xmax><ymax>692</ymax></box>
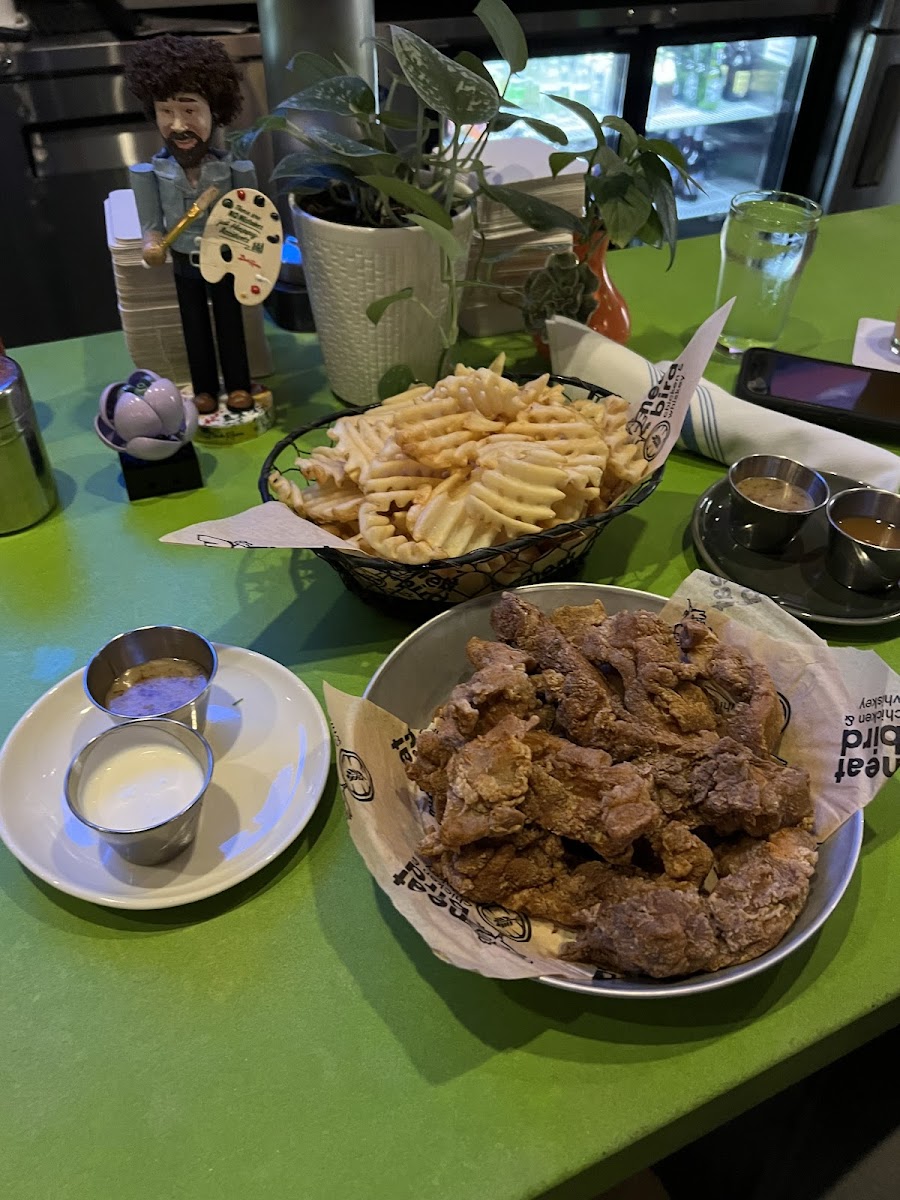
<box><xmin>736</xmin><ymin>475</ymin><xmax>815</xmax><ymax>512</ymax></box>
<box><xmin>105</xmin><ymin>657</ymin><xmax>208</xmax><ymax>717</ymax></box>
<box><xmin>77</xmin><ymin>734</ymin><xmax>206</xmax><ymax>831</ymax></box>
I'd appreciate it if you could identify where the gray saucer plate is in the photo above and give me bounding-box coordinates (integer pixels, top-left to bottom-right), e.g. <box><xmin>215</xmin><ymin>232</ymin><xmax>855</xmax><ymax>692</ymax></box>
<box><xmin>692</xmin><ymin>470</ymin><xmax>900</xmax><ymax>628</ymax></box>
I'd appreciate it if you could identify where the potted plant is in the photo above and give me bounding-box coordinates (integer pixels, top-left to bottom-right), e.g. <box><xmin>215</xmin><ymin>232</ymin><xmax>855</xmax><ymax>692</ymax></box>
<box><xmin>476</xmin><ymin>108</ymin><xmax>699</xmax><ymax>347</ymax></box>
<box><xmin>235</xmin><ymin>0</ymin><xmax>568</xmax><ymax>405</ymax></box>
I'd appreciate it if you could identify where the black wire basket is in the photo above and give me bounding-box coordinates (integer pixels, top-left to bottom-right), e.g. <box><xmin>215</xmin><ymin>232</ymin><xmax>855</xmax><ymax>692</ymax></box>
<box><xmin>258</xmin><ymin>374</ymin><xmax>664</xmax><ymax>614</ymax></box>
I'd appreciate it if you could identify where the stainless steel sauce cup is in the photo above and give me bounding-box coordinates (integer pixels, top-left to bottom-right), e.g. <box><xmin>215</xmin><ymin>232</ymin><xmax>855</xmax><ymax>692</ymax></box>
<box><xmin>825</xmin><ymin>487</ymin><xmax>900</xmax><ymax>592</ymax></box>
<box><xmin>64</xmin><ymin>718</ymin><xmax>213</xmax><ymax>866</ymax></box>
<box><xmin>727</xmin><ymin>454</ymin><xmax>829</xmax><ymax>553</ymax></box>
<box><xmin>84</xmin><ymin>625</ymin><xmax>217</xmax><ymax>732</ymax></box>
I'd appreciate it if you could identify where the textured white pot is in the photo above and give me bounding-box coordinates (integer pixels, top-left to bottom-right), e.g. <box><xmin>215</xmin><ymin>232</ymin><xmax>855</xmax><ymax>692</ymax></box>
<box><xmin>292</xmin><ymin>199</ymin><xmax>474</xmax><ymax>406</ymax></box>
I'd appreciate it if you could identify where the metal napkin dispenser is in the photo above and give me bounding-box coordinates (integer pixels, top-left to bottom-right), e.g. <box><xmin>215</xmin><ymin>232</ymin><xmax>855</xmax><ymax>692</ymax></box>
<box><xmin>0</xmin><ymin>355</ymin><xmax>58</xmax><ymax>535</ymax></box>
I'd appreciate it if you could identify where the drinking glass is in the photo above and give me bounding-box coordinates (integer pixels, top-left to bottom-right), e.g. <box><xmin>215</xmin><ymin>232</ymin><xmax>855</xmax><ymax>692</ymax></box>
<box><xmin>714</xmin><ymin>190</ymin><xmax>822</xmax><ymax>356</ymax></box>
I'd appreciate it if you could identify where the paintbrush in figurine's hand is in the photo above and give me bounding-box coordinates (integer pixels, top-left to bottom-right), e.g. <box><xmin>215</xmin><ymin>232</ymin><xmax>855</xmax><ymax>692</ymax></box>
<box><xmin>143</xmin><ymin>186</ymin><xmax>220</xmax><ymax>267</ymax></box>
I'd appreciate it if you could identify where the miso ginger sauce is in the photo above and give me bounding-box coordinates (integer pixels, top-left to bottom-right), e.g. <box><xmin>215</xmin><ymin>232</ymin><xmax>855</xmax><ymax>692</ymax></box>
<box><xmin>736</xmin><ymin>476</ymin><xmax>814</xmax><ymax>511</ymax></box>
<box><xmin>836</xmin><ymin>515</ymin><xmax>900</xmax><ymax>550</ymax></box>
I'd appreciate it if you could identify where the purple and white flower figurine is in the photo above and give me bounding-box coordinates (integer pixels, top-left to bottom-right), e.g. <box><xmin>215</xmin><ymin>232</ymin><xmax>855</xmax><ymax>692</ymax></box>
<box><xmin>96</xmin><ymin>371</ymin><xmax>199</xmax><ymax>461</ymax></box>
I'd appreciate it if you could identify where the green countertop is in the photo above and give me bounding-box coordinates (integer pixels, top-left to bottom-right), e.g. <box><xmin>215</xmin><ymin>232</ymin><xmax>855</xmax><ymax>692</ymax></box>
<box><xmin>2</xmin><ymin>207</ymin><xmax>899</xmax><ymax>1200</ymax></box>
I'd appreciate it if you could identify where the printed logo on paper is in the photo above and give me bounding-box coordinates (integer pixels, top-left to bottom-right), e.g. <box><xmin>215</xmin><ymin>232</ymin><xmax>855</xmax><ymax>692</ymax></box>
<box><xmin>834</xmin><ymin>691</ymin><xmax>900</xmax><ymax>784</ymax></box>
<box><xmin>476</xmin><ymin>904</ymin><xmax>532</xmax><ymax>943</ymax></box>
<box><xmin>338</xmin><ymin>749</ymin><xmax>374</xmax><ymax>802</ymax></box>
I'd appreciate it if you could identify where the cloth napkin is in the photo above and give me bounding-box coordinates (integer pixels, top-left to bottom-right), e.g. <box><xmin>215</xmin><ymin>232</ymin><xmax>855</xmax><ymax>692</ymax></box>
<box><xmin>547</xmin><ymin>316</ymin><xmax>900</xmax><ymax>491</ymax></box>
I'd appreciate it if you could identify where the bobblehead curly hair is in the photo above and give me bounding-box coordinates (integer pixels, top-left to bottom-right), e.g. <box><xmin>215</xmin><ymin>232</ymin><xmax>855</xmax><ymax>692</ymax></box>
<box><xmin>125</xmin><ymin>34</ymin><xmax>243</xmax><ymax>127</ymax></box>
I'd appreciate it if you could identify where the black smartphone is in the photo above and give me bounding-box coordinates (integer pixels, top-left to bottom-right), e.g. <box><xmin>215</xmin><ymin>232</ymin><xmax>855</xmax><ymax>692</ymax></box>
<box><xmin>735</xmin><ymin>347</ymin><xmax>900</xmax><ymax>439</ymax></box>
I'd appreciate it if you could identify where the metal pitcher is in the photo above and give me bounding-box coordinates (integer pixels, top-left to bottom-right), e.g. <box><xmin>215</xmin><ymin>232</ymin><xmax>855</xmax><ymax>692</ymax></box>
<box><xmin>0</xmin><ymin>355</ymin><xmax>58</xmax><ymax>535</ymax></box>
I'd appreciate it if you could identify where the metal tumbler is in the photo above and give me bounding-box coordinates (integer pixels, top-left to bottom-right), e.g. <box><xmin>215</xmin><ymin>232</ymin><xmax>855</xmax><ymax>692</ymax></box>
<box><xmin>0</xmin><ymin>355</ymin><xmax>58</xmax><ymax>535</ymax></box>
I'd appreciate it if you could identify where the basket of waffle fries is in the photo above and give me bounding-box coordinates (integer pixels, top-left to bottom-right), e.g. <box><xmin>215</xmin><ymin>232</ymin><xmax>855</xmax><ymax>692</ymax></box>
<box><xmin>259</xmin><ymin>356</ymin><xmax>663</xmax><ymax>609</ymax></box>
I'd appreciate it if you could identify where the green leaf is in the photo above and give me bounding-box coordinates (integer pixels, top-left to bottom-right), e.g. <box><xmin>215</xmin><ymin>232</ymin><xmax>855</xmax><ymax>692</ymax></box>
<box><xmin>474</xmin><ymin>0</ymin><xmax>528</xmax><ymax>74</ymax></box>
<box><xmin>359</xmin><ymin>174</ymin><xmax>454</xmax><ymax>229</ymax></box>
<box><xmin>638</xmin><ymin>151</ymin><xmax>678</xmax><ymax>267</ymax></box>
<box><xmin>641</xmin><ymin>136</ymin><xmax>690</xmax><ymax>178</ymax></box>
<box><xmin>361</xmin><ymin>35</ymin><xmax>398</xmax><ymax>60</ymax></box>
<box><xmin>287</xmin><ymin>51</ymin><xmax>342</xmax><ymax>84</ymax></box>
<box><xmin>280</xmin><ymin>75</ymin><xmax>376</xmax><ymax>117</ymax></box>
<box><xmin>367</xmin><ymin>288</ymin><xmax>414</xmax><ymax>326</ymax></box>
<box><xmin>406</xmin><ymin>214</ymin><xmax>467</xmax><ymax>260</ymax></box>
<box><xmin>375</xmin><ymin>110</ymin><xmax>425</xmax><ymax>130</ymax></box>
<box><xmin>545</xmin><ymin>93</ymin><xmax>606</xmax><ymax>145</ymax></box>
<box><xmin>634</xmin><ymin>209</ymin><xmax>664</xmax><ymax>249</ymax></box>
<box><xmin>378</xmin><ymin>363</ymin><xmax>416</xmax><ymax>399</ymax></box>
<box><xmin>455</xmin><ymin>51</ymin><xmax>500</xmax><ymax>91</ymax></box>
<box><xmin>271</xmin><ymin>152</ymin><xmax>355</xmax><ymax>182</ymax></box>
<box><xmin>601</xmin><ymin>115</ymin><xmax>640</xmax><ymax>156</ymax></box>
<box><xmin>590</xmin><ymin>177</ymin><xmax>652</xmax><ymax>248</ymax></box>
<box><xmin>390</xmin><ymin>25</ymin><xmax>500</xmax><ymax>125</ymax></box>
<box><xmin>226</xmin><ymin>127</ymin><xmax>259</xmax><ymax>158</ymax></box>
<box><xmin>303</xmin><ymin>126</ymin><xmax>385</xmax><ymax>157</ymax></box>
<box><xmin>593</xmin><ymin>144</ymin><xmax>627</xmax><ymax>174</ymax></box>
<box><xmin>548</xmin><ymin>150</ymin><xmax>582</xmax><ymax>176</ymax></box>
<box><xmin>478</xmin><ymin>177</ymin><xmax>583</xmax><ymax>234</ymax></box>
<box><xmin>488</xmin><ymin>112</ymin><xmax>520</xmax><ymax>133</ymax></box>
<box><xmin>520</xmin><ymin>117</ymin><xmax>568</xmax><ymax>145</ymax></box>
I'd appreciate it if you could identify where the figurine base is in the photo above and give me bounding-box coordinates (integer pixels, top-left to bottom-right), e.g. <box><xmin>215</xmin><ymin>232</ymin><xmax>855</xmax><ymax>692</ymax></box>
<box><xmin>190</xmin><ymin>386</ymin><xmax>274</xmax><ymax>446</ymax></box>
<box><xmin>120</xmin><ymin>443</ymin><xmax>203</xmax><ymax>501</ymax></box>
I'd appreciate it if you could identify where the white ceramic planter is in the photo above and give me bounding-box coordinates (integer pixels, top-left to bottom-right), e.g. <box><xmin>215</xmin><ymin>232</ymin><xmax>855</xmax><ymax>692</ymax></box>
<box><xmin>292</xmin><ymin>199</ymin><xmax>474</xmax><ymax>406</ymax></box>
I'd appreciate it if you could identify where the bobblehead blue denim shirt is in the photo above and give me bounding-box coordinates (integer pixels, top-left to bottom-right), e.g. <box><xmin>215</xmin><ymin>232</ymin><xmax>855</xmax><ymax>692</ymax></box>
<box><xmin>129</xmin><ymin>147</ymin><xmax>257</xmax><ymax>256</ymax></box>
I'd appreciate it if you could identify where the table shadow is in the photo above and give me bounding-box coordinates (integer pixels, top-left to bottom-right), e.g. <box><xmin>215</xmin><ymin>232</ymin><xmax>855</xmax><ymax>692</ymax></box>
<box><xmin>311</xmin><ymin>853</ymin><xmax>859</xmax><ymax>1087</ymax></box>
<box><xmin>210</xmin><ymin>551</ymin><xmax>413</xmax><ymax>667</ymax></box>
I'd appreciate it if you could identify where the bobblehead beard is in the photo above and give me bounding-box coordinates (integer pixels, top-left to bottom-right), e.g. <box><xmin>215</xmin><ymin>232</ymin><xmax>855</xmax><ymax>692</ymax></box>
<box><xmin>166</xmin><ymin>129</ymin><xmax>213</xmax><ymax>170</ymax></box>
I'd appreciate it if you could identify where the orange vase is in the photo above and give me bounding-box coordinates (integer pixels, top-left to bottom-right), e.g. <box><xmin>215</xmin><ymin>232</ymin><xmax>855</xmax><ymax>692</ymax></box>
<box><xmin>573</xmin><ymin>232</ymin><xmax>631</xmax><ymax>344</ymax></box>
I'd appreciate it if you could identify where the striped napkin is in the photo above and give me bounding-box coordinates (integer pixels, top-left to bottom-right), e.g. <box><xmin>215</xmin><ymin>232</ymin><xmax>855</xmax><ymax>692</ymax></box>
<box><xmin>547</xmin><ymin>316</ymin><xmax>900</xmax><ymax>491</ymax></box>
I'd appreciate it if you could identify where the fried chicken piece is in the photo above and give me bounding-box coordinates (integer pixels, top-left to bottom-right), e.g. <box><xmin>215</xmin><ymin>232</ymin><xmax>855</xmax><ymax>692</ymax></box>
<box><xmin>567</xmin><ymin>886</ymin><xmax>720</xmax><ymax>978</ymax></box>
<box><xmin>650</xmin><ymin>822</ymin><xmax>715</xmax><ymax>887</ymax></box>
<box><xmin>435</xmin><ymin>714</ymin><xmax>536</xmax><ymax>849</ymax></box>
<box><xmin>690</xmin><ymin>737</ymin><xmax>812</xmax><ymax>837</ymax></box>
<box><xmin>708</xmin><ymin>827</ymin><xmax>817</xmax><ymax>965</ymax></box>
<box><xmin>676</xmin><ymin>617</ymin><xmax>782</xmax><ymax>754</ymax></box>
<box><xmin>549</xmin><ymin>600</ymin><xmax>608</xmax><ymax>641</ymax></box>
<box><xmin>635</xmin><ymin>736</ymin><xmax>720</xmax><ymax>817</ymax></box>
<box><xmin>578</xmin><ymin>610</ymin><xmax>718</xmax><ymax>737</ymax></box>
<box><xmin>565</xmin><ymin>828</ymin><xmax>817</xmax><ymax>977</ymax></box>
<box><xmin>428</xmin><ymin>829</ymin><xmax>663</xmax><ymax>927</ymax></box>
<box><xmin>523</xmin><ymin>730</ymin><xmax>658</xmax><ymax>860</ymax></box>
<box><xmin>634</xmin><ymin>736</ymin><xmax>812</xmax><ymax>837</ymax></box>
<box><xmin>406</xmin><ymin>641</ymin><xmax>539</xmax><ymax>817</ymax></box>
<box><xmin>490</xmin><ymin>592</ymin><xmax>655</xmax><ymax>757</ymax></box>
<box><xmin>466</xmin><ymin>637</ymin><xmax>534</xmax><ymax>673</ymax></box>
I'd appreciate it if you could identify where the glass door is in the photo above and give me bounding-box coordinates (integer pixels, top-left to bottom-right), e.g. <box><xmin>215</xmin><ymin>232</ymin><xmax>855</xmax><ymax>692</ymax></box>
<box><xmin>648</xmin><ymin>37</ymin><xmax>816</xmax><ymax>235</ymax></box>
<box><xmin>459</xmin><ymin>51</ymin><xmax>629</xmax><ymax>153</ymax></box>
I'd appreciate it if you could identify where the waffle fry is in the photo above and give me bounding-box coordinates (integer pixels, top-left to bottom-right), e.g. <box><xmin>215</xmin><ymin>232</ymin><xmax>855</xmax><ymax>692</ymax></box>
<box><xmin>466</xmin><ymin>449</ymin><xmax>568</xmax><ymax>537</ymax></box>
<box><xmin>409</xmin><ymin>476</ymin><xmax>495</xmax><ymax>557</ymax></box>
<box><xmin>300</xmin><ymin>479</ymin><xmax>365</xmax><ymax>526</ymax></box>
<box><xmin>268</xmin><ymin>469</ymin><xmax>305</xmax><ymax>512</ymax></box>
<box><xmin>297</xmin><ymin>445</ymin><xmax>347</xmax><ymax>488</ymax></box>
<box><xmin>359</xmin><ymin>504</ymin><xmax>437</xmax><ymax>564</ymax></box>
<box><xmin>329</xmin><ymin>413</ymin><xmax>393</xmax><ymax>482</ymax></box>
<box><xmin>396</xmin><ymin>411</ymin><xmax>503</xmax><ymax>470</ymax></box>
<box><xmin>270</xmin><ymin>363</ymin><xmax>649</xmax><ymax>563</ymax></box>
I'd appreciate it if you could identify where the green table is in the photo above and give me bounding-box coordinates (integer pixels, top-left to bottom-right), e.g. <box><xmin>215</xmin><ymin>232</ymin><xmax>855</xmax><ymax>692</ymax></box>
<box><xmin>2</xmin><ymin>207</ymin><xmax>899</xmax><ymax>1200</ymax></box>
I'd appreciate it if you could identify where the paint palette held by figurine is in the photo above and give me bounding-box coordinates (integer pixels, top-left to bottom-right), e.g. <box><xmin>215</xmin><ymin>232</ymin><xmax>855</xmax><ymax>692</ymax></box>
<box><xmin>199</xmin><ymin>188</ymin><xmax>282</xmax><ymax>305</ymax></box>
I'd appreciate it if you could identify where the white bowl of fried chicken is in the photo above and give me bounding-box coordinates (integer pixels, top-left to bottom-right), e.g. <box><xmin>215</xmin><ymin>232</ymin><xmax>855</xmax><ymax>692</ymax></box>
<box><xmin>365</xmin><ymin>583</ymin><xmax>862</xmax><ymax>997</ymax></box>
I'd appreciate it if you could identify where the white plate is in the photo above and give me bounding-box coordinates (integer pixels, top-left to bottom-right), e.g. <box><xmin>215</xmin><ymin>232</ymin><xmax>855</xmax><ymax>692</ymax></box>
<box><xmin>0</xmin><ymin>645</ymin><xmax>331</xmax><ymax>909</ymax></box>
